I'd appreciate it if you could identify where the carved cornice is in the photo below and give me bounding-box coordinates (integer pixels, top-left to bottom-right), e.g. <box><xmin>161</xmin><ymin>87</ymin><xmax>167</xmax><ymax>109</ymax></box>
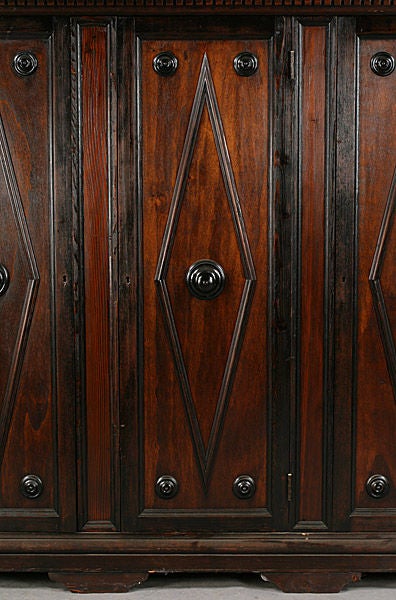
<box><xmin>0</xmin><ymin>0</ymin><xmax>395</xmax><ymax>13</ymax></box>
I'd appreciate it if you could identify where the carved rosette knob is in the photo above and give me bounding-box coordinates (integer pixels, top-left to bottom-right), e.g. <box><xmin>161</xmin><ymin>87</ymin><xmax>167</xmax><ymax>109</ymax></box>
<box><xmin>370</xmin><ymin>52</ymin><xmax>395</xmax><ymax>77</ymax></box>
<box><xmin>153</xmin><ymin>52</ymin><xmax>178</xmax><ymax>77</ymax></box>
<box><xmin>155</xmin><ymin>475</ymin><xmax>179</xmax><ymax>499</ymax></box>
<box><xmin>233</xmin><ymin>475</ymin><xmax>256</xmax><ymax>499</ymax></box>
<box><xmin>186</xmin><ymin>260</ymin><xmax>226</xmax><ymax>300</ymax></box>
<box><xmin>233</xmin><ymin>52</ymin><xmax>258</xmax><ymax>77</ymax></box>
<box><xmin>20</xmin><ymin>475</ymin><xmax>44</xmax><ymax>499</ymax></box>
<box><xmin>366</xmin><ymin>474</ymin><xmax>390</xmax><ymax>499</ymax></box>
<box><xmin>0</xmin><ymin>264</ymin><xmax>9</xmax><ymax>296</ymax></box>
<box><xmin>13</xmin><ymin>52</ymin><xmax>38</xmax><ymax>77</ymax></box>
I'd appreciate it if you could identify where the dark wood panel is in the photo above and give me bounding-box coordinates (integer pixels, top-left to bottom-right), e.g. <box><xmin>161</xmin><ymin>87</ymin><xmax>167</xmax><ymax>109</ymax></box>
<box><xmin>77</xmin><ymin>20</ymin><xmax>119</xmax><ymax>531</ymax></box>
<box><xmin>352</xmin><ymin>34</ymin><xmax>396</xmax><ymax>528</ymax></box>
<box><xmin>0</xmin><ymin>21</ymin><xmax>76</xmax><ymax>531</ymax></box>
<box><xmin>0</xmin><ymin>34</ymin><xmax>56</xmax><ymax>526</ymax></box>
<box><xmin>293</xmin><ymin>18</ymin><xmax>335</xmax><ymax>529</ymax></box>
<box><xmin>139</xmin><ymin>33</ymin><xmax>274</xmax><ymax>530</ymax></box>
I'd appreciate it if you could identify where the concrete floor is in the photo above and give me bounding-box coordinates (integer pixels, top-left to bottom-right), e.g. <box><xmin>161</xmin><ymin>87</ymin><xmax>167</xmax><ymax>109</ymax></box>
<box><xmin>0</xmin><ymin>573</ymin><xmax>395</xmax><ymax>599</ymax></box>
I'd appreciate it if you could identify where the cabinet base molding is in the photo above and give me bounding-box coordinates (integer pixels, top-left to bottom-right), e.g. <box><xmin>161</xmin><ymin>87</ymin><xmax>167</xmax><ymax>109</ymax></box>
<box><xmin>262</xmin><ymin>572</ymin><xmax>361</xmax><ymax>594</ymax></box>
<box><xmin>48</xmin><ymin>572</ymin><xmax>149</xmax><ymax>593</ymax></box>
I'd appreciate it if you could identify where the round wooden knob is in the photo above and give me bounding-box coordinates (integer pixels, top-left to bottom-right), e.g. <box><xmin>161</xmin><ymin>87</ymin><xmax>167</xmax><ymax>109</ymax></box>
<box><xmin>233</xmin><ymin>52</ymin><xmax>258</xmax><ymax>77</ymax></box>
<box><xmin>233</xmin><ymin>475</ymin><xmax>256</xmax><ymax>499</ymax></box>
<box><xmin>153</xmin><ymin>52</ymin><xmax>178</xmax><ymax>77</ymax></box>
<box><xmin>0</xmin><ymin>264</ymin><xmax>9</xmax><ymax>296</ymax></box>
<box><xmin>13</xmin><ymin>52</ymin><xmax>38</xmax><ymax>77</ymax></box>
<box><xmin>155</xmin><ymin>475</ymin><xmax>179</xmax><ymax>499</ymax></box>
<box><xmin>20</xmin><ymin>475</ymin><xmax>43</xmax><ymax>499</ymax></box>
<box><xmin>186</xmin><ymin>260</ymin><xmax>225</xmax><ymax>300</ymax></box>
<box><xmin>370</xmin><ymin>52</ymin><xmax>395</xmax><ymax>77</ymax></box>
<box><xmin>366</xmin><ymin>474</ymin><xmax>390</xmax><ymax>499</ymax></box>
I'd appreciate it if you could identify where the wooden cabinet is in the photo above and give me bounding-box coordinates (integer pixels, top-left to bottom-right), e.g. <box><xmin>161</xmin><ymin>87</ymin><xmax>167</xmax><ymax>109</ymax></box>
<box><xmin>0</xmin><ymin>6</ymin><xmax>395</xmax><ymax>594</ymax></box>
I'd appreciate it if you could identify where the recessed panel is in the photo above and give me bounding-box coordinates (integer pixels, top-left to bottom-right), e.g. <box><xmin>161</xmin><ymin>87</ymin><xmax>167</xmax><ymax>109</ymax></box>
<box><xmin>140</xmin><ymin>36</ymin><xmax>273</xmax><ymax>529</ymax></box>
<box><xmin>353</xmin><ymin>36</ymin><xmax>396</xmax><ymax>527</ymax></box>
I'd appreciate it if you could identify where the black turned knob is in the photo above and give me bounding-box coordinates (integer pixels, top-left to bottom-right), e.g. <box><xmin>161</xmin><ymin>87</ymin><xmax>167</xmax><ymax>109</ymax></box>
<box><xmin>233</xmin><ymin>52</ymin><xmax>258</xmax><ymax>77</ymax></box>
<box><xmin>233</xmin><ymin>475</ymin><xmax>256</xmax><ymax>499</ymax></box>
<box><xmin>13</xmin><ymin>52</ymin><xmax>38</xmax><ymax>77</ymax></box>
<box><xmin>155</xmin><ymin>475</ymin><xmax>179</xmax><ymax>499</ymax></box>
<box><xmin>153</xmin><ymin>52</ymin><xmax>178</xmax><ymax>77</ymax></box>
<box><xmin>0</xmin><ymin>264</ymin><xmax>9</xmax><ymax>296</ymax></box>
<box><xmin>370</xmin><ymin>52</ymin><xmax>395</xmax><ymax>77</ymax></box>
<box><xmin>20</xmin><ymin>475</ymin><xmax>43</xmax><ymax>499</ymax></box>
<box><xmin>186</xmin><ymin>260</ymin><xmax>225</xmax><ymax>300</ymax></box>
<box><xmin>366</xmin><ymin>474</ymin><xmax>390</xmax><ymax>499</ymax></box>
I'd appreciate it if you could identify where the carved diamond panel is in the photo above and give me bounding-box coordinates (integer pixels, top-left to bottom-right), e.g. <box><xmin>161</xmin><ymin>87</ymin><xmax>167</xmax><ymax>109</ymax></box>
<box><xmin>155</xmin><ymin>54</ymin><xmax>256</xmax><ymax>485</ymax></box>
<box><xmin>0</xmin><ymin>114</ymin><xmax>40</xmax><ymax>462</ymax></box>
<box><xmin>369</xmin><ymin>166</ymin><xmax>396</xmax><ymax>400</ymax></box>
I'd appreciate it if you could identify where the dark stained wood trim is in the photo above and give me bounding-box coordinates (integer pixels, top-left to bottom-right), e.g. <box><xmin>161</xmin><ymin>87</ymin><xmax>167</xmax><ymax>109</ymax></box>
<box><xmin>118</xmin><ymin>17</ymin><xmax>139</xmax><ymax>533</ymax></box>
<box><xmin>2</xmin><ymin>531</ymin><xmax>396</xmax><ymax>553</ymax></box>
<box><xmin>332</xmin><ymin>16</ymin><xmax>357</xmax><ymax>530</ymax></box>
<box><xmin>136</xmin><ymin>29</ymin><xmax>145</xmax><ymax>526</ymax></box>
<box><xmin>323</xmin><ymin>15</ymin><xmax>337</xmax><ymax>534</ymax></box>
<box><xmin>0</xmin><ymin>550</ymin><xmax>394</xmax><ymax>575</ymax></box>
<box><xmin>271</xmin><ymin>16</ymin><xmax>294</xmax><ymax>531</ymax></box>
<box><xmin>0</xmin><ymin>18</ymin><xmax>53</xmax><ymax>33</ymax></box>
<box><xmin>0</xmin><ymin>512</ymin><xmax>60</xmax><ymax>533</ymax></box>
<box><xmin>135</xmin><ymin>16</ymin><xmax>275</xmax><ymax>38</ymax></box>
<box><xmin>0</xmin><ymin>1</ymin><xmax>396</xmax><ymax>17</ymax></box>
<box><xmin>52</xmin><ymin>17</ymin><xmax>77</xmax><ymax>532</ymax></box>
<box><xmin>357</xmin><ymin>15</ymin><xmax>396</xmax><ymax>32</ymax></box>
<box><xmin>71</xmin><ymin>16</ymin><xmax>87</xmax><ymax>532</ymax></box>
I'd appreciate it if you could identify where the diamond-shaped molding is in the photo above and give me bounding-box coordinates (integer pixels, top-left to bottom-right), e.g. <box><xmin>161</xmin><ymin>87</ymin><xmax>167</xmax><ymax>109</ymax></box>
<box><xmin>0</xmin><ymin>113</ymin><xmax>40</xmax><ymax>462</ymax></box>
<box><xmin>369</xmin><ymin>166</ymin><xmax>396</xmax><ymax>401</ymax></box>
<box><xmin>155</xmin><ymin>54</ymin><xmax>256</xmax><ymax>485</ymax></box>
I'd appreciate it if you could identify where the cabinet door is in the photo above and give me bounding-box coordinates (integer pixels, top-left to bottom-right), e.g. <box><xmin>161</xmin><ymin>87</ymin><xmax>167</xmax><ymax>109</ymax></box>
<box><xmin>122</xmin><ymin>17</ymin><xmax>289</xmax><ymax>532</ymax></box>
<box><xmin>332</xmin><ymin>18</ymin><xmax>396</xmax><ymax>531</ymax></box>
<box><xmin>351</xmin><ymin>20</ymin><xmax>396</xmax><ymax>530</ymax></box>
<box><xmin>0</xmin><ymin>19</ymin><xmax>75</xmax><ymax>531</ymax></box>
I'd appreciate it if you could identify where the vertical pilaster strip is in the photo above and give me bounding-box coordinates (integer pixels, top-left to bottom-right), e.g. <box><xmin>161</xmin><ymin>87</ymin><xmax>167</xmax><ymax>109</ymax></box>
<box><xmin>53</xmin><ymin>17</ymin><xmax>77</xmax><ymax>532</ymax></box>
<box><xmin>118</xmin><ymin>17</ymin><xmax>138</xmax><ymax>533</ymax></box>
<box><xmin>294</xmin><ymin>17</ymin><xmax>336</xmax><ymax>529</ymax></box>
<box><xmin>272</xmin><ymin>16</ymin><xmax>295</xmax><ymax>531</ymax></box>
<box><xmin>74</xmin><ymin>19</ymin><xmax>119</xmax><ymax>531</ymax></box>
<box><xmin>332</xmin><ymin>17</ymin><xmax>357</xmax><ymax>530</ymax></box>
